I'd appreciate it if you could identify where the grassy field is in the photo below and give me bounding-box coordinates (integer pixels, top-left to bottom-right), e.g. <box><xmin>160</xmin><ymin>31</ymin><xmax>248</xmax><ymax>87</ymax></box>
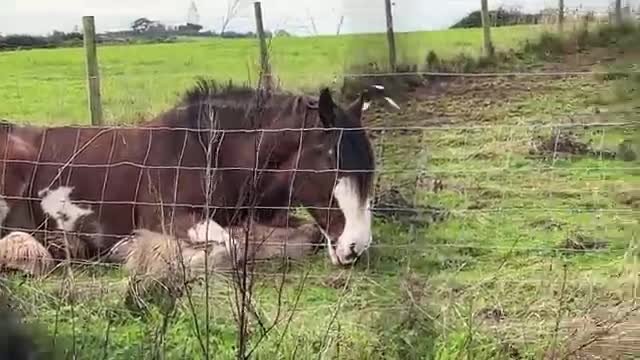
<box><xmin>0</xmin><ymin>25</ymin><xmax>551</xmax><ymax>125</ymax></box>
<box><xmin>1</xmin><ymin>24</ymin><xmax>640</xmax><ymax>359</ymax></box>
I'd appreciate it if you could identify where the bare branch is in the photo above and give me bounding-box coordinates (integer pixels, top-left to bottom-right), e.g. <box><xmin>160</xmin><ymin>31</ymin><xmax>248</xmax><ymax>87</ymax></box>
<box><xmin>306</xmin><ymin>9</ymin><xmax>319</xmax><ymax>36</ymax></box>
<box><xmin>336</xmin><ymin>15</ymin><xmax>345</xmax><ymax>35</ymax></box>
<box><xmin>221</xmin><ymin>0</ymin><xmax>243</xmax><ymax>34</ymax></box>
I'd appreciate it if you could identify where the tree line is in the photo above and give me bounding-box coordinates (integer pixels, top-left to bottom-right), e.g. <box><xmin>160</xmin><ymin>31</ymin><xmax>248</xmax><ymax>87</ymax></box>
<box><xmin>0</xmin><ymin>17</ymin><xmax>292</xmax><ymax>52</ymax></box>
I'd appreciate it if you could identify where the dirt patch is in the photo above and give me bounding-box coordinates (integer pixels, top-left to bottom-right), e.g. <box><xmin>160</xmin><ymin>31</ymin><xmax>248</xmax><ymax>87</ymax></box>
<box><xmin>372</xmin><ymin>187</ymin><xmax>449</xmax><ymax>226</ymax></box>
<box><xmin>530</xmin><ymin>218</ymin><xmax>567</xmax><ymax>231</ymax></box>
<box><xmin>528</xmin><ymin>130</ymin><xmax>617</xmax><ymax>161</ymax></box>
<box><xmin>478</xmin><ymin>307</ymin><xmax>508</xmax><ymax>323</ymax></box>
<box><xmin>529</xmin><ymin>131</ymin><xmax>591</xmax><ymax>156</ymax></box>
<box><xmin>615</xmin><ymin>189</ymin><xmax>640</xmax><ymax>209</ymax></box>
<box><xmin>322</xmin><ymin>272</ymin><xmax>350</xmax><ymax>290</ymax></box>
<box><xmin>357</xmin><ymin>47</ymin><xmax>629</xmax><ymax>130</ymax></box>
<box><xmin>560</xmin><ymin>233</ymin><xmax>608</xmax><ymax>254</ymax></box>
<box><xmin>553</xmin><ymin>304</ymin><xmax>640</xmax><ymax>359</ymax></box>
<box><xmin>617</xmin><ymin>139</ymin><xmax>638</xmax><ymax>162</ymax></box>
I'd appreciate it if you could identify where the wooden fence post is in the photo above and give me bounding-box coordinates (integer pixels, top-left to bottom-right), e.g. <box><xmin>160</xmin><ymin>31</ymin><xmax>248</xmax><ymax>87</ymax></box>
<box><xmin>384</xmin><ymin>0</ymin><xmax>397</xmax><ymax>72</ymax></box>
<box><xmin>480</xmin><ymin>0</ymin><xmax>494</xmax><ymax>58</ymax></box>
<box><xmin>253</xmin><ymin>2</ymin><xmax>272</xmax><ymax>89</ymax></box>
<box><xmin>615</xmin><ymin>0</ymin><xmax>623</xmax><ymax>25</ymax></box>
<box><xmin>82</xmin><ymin>16</ymin><xmax>103</xmax><ymax>126</ymax></box>
<box><xmin>558</xmin><ymin>0</ymin><xmax>564</xmax><ymax>32</ymax></box>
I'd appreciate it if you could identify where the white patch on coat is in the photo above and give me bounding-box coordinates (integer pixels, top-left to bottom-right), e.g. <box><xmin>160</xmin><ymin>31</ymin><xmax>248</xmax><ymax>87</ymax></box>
<box><xmin>328</xmin><ymin>177</ymin><xmax>372</xmax><ymax>265</ymax></box>
<box><xmin>38</xmin><ymin>186</ymin><xmax>93</xmax><ymax>231</ymax></box>
<box><xmin>187</xmin><ymin>219</ymin><xmax>235</xmax><ymax>255</ymax></box>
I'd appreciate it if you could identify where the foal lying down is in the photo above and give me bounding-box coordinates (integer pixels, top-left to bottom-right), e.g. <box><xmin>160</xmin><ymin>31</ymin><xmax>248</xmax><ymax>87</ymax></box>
<box><xmin>0</xmin><ymin>221</ymin><xmax>323</xmax><ymax>278</ymax></box>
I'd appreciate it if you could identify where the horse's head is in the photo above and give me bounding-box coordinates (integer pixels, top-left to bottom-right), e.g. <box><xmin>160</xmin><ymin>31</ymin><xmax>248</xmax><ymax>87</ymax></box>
<box><xmin>176</xmin><ymin>79</ymin><xmax>398</xmax><ymax>266</ymax></box>
<box><xmin>285</xmin><ymin>85</ymin><xmax>398</xmax><ymax>265</ymax></box>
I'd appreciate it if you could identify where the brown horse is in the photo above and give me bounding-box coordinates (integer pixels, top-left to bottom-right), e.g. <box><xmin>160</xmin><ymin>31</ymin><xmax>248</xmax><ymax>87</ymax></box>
<box><xmin>0</xmin><ymin>80</ymin><xmax>398</xmax><ymax>267</ymax></box>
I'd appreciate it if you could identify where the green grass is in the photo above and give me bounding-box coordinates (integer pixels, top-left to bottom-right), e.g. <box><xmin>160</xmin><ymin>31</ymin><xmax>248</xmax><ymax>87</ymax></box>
<box><xmin>2</xmin><ymin>25</ymin><xmax>640</xmax><ymax>359</ymax></box>
<box><xmin>0</xmin><ymin>25</ymin><xmax>549</xmax><ymax>125</ymax></box>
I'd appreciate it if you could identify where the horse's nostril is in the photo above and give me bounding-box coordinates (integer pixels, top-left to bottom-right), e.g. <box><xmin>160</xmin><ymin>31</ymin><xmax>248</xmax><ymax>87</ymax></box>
<box><xmin>345</xmin><ymin>243</ymin><xmax>359</xmax><ymax>261</ymax></box>
<box><xmin>345</xmin><ymin>251</ymin><xmax>358</xmax><ymax>261</ymax></box>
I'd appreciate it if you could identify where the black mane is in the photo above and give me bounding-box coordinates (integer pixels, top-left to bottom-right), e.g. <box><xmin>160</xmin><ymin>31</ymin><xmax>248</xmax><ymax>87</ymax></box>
<box><xmin>334</xmin><ymin>107</ymin><xmax>375</xmax><ymax>203</ymax></box>
<box><xmin>181</xmin><ymin>78</ymin><xmax>258</xmax><ymax>106</ymax></box>
<box><xmin>178</xmin><ymin>78</ymin><xmax>305</xmax><ymax>129</ymax></box>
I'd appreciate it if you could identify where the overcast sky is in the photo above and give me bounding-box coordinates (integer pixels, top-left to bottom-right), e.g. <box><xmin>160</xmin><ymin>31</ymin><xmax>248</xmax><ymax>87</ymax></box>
<box><xmin>0</xmin><ymin>0</ymin><xmax>620</xmax><ymax>36</ymax></box>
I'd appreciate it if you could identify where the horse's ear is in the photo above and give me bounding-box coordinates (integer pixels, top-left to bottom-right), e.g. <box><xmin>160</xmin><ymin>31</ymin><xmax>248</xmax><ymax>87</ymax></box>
<box><xmin>349</xmin><ymin>85</ymin><xmax>400</xmax><ymax>121</ymax></box>
<box><xmin>318</xmin><ymin>88</ymin><xmax>335</xmax><ymax>127</ymax></box>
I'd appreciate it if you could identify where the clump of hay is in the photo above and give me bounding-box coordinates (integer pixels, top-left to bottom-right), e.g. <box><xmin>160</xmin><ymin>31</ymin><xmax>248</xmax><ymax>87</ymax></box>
<box><xmin>0</xmin><ymin>232</ymin><xmax>54</xmax><ymax>277</ymax></box>
<box><xmin>121</xmin><ymin>223</ymin><xmax>323</xmax><ymax>313</ymax></box>
<box><xmin>123</xmin><ymin>229</ymin><xmax>229</xmax><ymax>313</ymax></box>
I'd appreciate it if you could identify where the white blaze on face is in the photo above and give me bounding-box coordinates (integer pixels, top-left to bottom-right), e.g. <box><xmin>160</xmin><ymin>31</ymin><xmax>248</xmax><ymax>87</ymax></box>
<box><xmin>329</xmin><ymin>176</ymin><xmax>372</xmax><ymax>265</ymax></box>
<box><xmin>38</xmin><ymin>186</ymin><xmax>93</xmax><ymax>231</ymax></box>
<box><xmin>187</xmin><ymin>219</ymin><xmax>235</xmax><ymax>255</ymax></box>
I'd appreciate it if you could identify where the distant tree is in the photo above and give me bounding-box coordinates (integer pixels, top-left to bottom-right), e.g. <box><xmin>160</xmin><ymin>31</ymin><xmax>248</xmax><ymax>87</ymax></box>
<box><xmin>132</xmin><ymin>17</ymin><xmax>153</xmax><ymax>32</ymax></box>
<box><xmin>177</xmin><ymin>23</ymin><xmax>203</xmax><ymax>34</ymax></box>
<box><xmin>274</xmin><ymin>29</ymin><xmax>291</xmax><ymax>37</ymax></box>
<box><xmin>450</xmin><ymin>7</ymin><xmax>542</xmax><ymax>28</ymax></box>
<box><xmin>147</xmin><ymin>22</ymin><xmax>168</xmax><ymax>34</ymax></box>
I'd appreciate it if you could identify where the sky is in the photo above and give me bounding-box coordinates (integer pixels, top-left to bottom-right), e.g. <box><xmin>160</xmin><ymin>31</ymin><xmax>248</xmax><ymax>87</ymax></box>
<box><xmin>0</xmin><ymin>0</ymin><xmax>623</xmax><ymax>36</ymax></box>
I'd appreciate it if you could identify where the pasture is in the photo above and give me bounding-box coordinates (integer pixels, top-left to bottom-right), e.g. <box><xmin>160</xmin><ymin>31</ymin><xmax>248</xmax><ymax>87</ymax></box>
<box><xmin>1</xmin><ymin>24</ymin><xmax>639</xmax><ymax>359</ymax></box>
<box><xmin>0</xmin><ymin>25</ymin><xmax>549</xmax><ymax>124</ymax></box>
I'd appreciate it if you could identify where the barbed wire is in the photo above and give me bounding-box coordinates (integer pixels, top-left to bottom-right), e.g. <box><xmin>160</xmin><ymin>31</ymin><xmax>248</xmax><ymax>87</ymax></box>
<box><xmin>342</xmin><ymin>69</ymin><xmax>640</xmax><ymax>78</ymax></box>
<box><xmin>0</xmin><ymin>192</ymin><xmax>636</xmax><ymax>213</ymax></box>
<box><xmin>0</xmin><ymin>236</ymin><xmax>632</xmax><ymax>259</ymax></box>
<box><xmin>0</xmin><ymin>156</ymin><xmax>637</xmax><ymax>174</ymax></box>
<box><xmin>6</xmin><ymin>68</ymin><xmax>640</xmax><ymax>87</ymax></box>
<box><xmin>2</xmin><ymin>119</ymin><xmax>637</xmax><ymax>132</ymax></box>
<box><xmin>6</xmin><ymin>262</ymin><xmax>634</xmax><ymax>283</ymax></box>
